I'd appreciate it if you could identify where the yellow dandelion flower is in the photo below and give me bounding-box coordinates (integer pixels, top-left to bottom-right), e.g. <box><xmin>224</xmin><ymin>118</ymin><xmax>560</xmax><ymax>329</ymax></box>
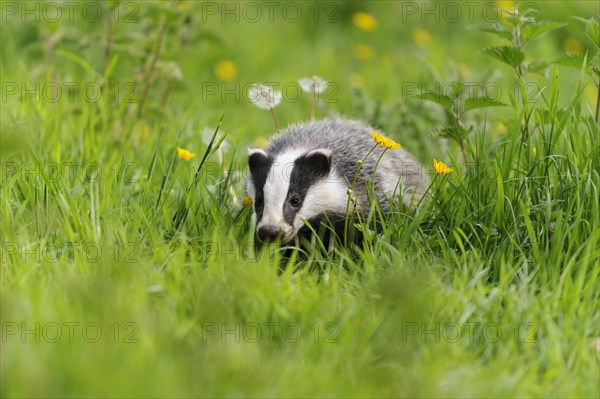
<box><xmin>434</xmin><ymin>159</ymin><xmax>453</xmax><ymax>175</ymax></box>
<box><xmin>495</xmin><ymin>123</ymin><xmax>506</xmax><ymax>135</ymax></box>
<box><xmin>496</xmin><ymin>0</ymin><xmax>515</xmax><ymax>18</ymax></box>
<box><xmin>496</xmin><ymin>0</ymin><xmax>515</xmax><ymax>9</ymax></box>
<box><xmin>242</xmin><ymin>196</ymin><xmax>253</xmax><ymax>207</ymax></box>
<box><xmin>215</xmin><ymin>60</ymin><xmax>238</xmax><ymax>81</ymax></box>
<box><xmin>353</xmin><ymin>44</ymin><xmax>374</xmax><ymax>60</ymax></box>
<box><xmin>532</xmin><ymin>146</ymin><xmax>537</xmax><ymax>156</ymax></box>
<box><xmin>563</xmin><ymin>38</ymin><xmax>583</xmax><ymax>54</ymax></box>
<box><xmin>177</xmin><ymin>147</ymin><xmax>196</xmax><ymax>161</ymax></box>
<box><xmin>177</xmin><ymin>2</ymin><xmax>190</xmax><ymax>11</ymax></box>
<box><xmin>371</xmin><ymin>131</ymin><xmax>401</xmax><ymax>150</ymax></box>
<box><xmin>411</xmin><ymin>27</ymin><xmax>432</xmax><ymax>47</ymax></box>
<box><xmin>352</xmin><ymin>11</ymin><xmax>378</xmax><ymax>32</ymax></box>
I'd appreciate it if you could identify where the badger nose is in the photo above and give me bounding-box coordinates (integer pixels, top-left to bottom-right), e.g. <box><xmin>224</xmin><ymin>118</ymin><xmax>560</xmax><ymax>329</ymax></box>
<box><xmin>257</xmin><ymin>225</ymin><xmax>281</xmax><ymax>242</ymax></box>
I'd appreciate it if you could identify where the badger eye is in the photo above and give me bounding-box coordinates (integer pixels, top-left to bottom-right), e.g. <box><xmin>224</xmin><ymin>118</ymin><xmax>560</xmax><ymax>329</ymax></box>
<box><xmin>289</xmin><ymin>195</ymin><xmax>301</xmax><ymax>208</ymax></box>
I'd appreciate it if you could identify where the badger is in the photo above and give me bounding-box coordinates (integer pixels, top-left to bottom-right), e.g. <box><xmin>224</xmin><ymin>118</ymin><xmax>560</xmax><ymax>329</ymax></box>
<box><xmin>246</xmin><ymin>118</ymin><xmax>429</xmax><ymax>246</ymax></box>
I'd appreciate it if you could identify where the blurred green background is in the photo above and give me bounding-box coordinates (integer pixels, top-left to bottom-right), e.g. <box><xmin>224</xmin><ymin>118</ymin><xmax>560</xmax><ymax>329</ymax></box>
<box><xmin>2</xmin><ymin>0</ymin><xmax>598</xmax><ymax>153</ymax></box>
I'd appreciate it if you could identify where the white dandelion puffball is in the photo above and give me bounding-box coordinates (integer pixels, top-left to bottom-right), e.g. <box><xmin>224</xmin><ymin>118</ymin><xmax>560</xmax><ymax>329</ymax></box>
<box><xmin>298</xmin><ymin>76</ymin><xmax>328</xmax><ymax>94</ymax></box>
<box><xmin>248</xmin><ymin>83</ymin><xmax>282</xmax><ymax>110</ymax></box>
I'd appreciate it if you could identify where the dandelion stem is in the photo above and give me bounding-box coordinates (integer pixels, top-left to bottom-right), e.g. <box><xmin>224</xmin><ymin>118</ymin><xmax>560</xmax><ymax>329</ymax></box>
<box><xmin>270</xmin><ymin>107</ymin><xmax>280</xmax><ymax>131</ymax></box>
<box><xmin>415</xmin><ymin>174</ymin><xmax>438</xmax><ymax>210</ymax></box>
<box><xmin>372</xmin><ymin>148</ymin><xmax>387</xmax><ymax>181</ymax></box>
<box><xmin>351</xmin><ymin>145</ymin><xmax>376</xmax><ymax>189</ymax></box>
<box><xmin>310</xmin><ymin>92</ymin><xmax>315</xmax><ymax>120</ymax></box>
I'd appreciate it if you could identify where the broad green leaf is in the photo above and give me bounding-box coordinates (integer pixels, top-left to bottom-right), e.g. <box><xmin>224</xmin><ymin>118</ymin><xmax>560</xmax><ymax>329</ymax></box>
<box><xmin>591</xmin><ymin>52</ymin><xmax>600</xmax><ymax>78</ymax></box>
<box><xmin>552</xmin><ymin>53</ymin><xmax>586</xmax><ymax>70</ymax></box>
<box><xmin>464</xmin><ymin>96</ymin><xmax>507</xmax><ymax>111</ymax></box>
<box><xmin>474</xmin><ymin>23</ymin><xmax>512</xmax><ymax>41</ymax></box>
<box><xmin>586</xmin><ymin>18</ymin><xmax>600</xmax><ymax>48</ymax></box>
<box><xmin>521</xmin><ymin>21</ymin><xmax>567</xmax><ymax>43</ymax></box>
<box><xmin>482</xmin><ymin>46</ymin><xmax>525</xmax><ymax>68</ymax></box>
<box><xmin>448</xmin><ymin>81</ymin><xmax>465</xmax><ymax>99</ymax></box>
<box><xmin>414</xmin><ymin>91</ymin><xmax>454</xmax><ymax>109</ymax></box>
<box><xmin>574</xmin><ymin>16</ymin><xmax>600</xmax><ymax>49</ymax></box>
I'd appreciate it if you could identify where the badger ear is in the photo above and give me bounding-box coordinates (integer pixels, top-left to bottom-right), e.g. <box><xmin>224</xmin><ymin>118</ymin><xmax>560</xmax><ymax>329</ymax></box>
<box><xmin>305</xmin><ymin>149</ymin><xmax>331</xmax><ymax>176</ymax></box>
<box><xmin>248</xmin><ymin>149</ymin><xmax>269</xmax><ymax>174</ymax></box>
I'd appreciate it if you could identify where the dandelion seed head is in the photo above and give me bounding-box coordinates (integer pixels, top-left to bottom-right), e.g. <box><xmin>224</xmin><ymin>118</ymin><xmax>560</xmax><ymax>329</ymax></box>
<box><xmin>298</xmin><ymin>76</ymin><xmax>328</xmax><ymax>94</ymax></box>
<box><xmin>248</xmin><ymin>83</ymin><xmax>282</xmax><ymax>110</ymax></box>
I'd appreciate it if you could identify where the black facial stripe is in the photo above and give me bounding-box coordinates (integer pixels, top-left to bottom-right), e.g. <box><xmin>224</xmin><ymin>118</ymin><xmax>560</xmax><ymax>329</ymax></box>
<box><xmin>248</xmin><ymin>153</ymin><xmax>273</xmax><ymax>222</ymax></box>
<box><xmin>283</xmin><ymin>154</ymin><xmax>330</xmax><ymax>225</ymax></box>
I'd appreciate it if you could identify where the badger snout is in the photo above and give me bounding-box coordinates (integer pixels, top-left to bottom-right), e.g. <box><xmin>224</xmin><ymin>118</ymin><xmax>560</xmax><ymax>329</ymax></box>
<box><xmin>257</xmin><ymin>225</ymin><xmax>281</xmax><ymax>242</ymax></box>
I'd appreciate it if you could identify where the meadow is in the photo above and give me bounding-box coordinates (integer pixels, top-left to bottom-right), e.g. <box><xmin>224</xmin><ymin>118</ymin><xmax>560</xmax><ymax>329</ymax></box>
<box><xmin>1</xmin><ymin>1</ymin><xmax>599</xmax><ymax>397</ymax></box>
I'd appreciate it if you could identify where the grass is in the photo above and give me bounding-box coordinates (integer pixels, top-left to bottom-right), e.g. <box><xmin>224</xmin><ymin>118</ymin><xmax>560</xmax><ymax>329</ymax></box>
<box><xmin>1</xmin><ymin>1</ymin><xmax>599</xmax><ymax>398</ymax></box>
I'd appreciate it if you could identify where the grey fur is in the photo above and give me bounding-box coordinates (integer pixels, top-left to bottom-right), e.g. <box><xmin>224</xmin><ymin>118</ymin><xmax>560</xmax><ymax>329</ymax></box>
<box><xmin>259</xmin><ymin>118</ymin><xmax>429</xmax><ymax>212</ymax></box>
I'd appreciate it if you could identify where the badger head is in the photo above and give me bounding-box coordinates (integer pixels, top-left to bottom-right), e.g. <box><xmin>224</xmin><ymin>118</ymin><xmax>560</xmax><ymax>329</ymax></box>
<box><xmin>247</xmin><ymin>148</ymin><xmax>345</xmax><ymax>245</ymax></box>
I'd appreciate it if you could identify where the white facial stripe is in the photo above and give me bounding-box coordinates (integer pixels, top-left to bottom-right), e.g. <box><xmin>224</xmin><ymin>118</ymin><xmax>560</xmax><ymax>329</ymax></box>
<box><xmin>258</xmin><ymin>150</ymin><xmax>305</xmax><ymax>232</ymax></box>
<box><xmin>293</xmin><ymin>173</ymin><xmax>348</xmax><ymax>233</ymax></box>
